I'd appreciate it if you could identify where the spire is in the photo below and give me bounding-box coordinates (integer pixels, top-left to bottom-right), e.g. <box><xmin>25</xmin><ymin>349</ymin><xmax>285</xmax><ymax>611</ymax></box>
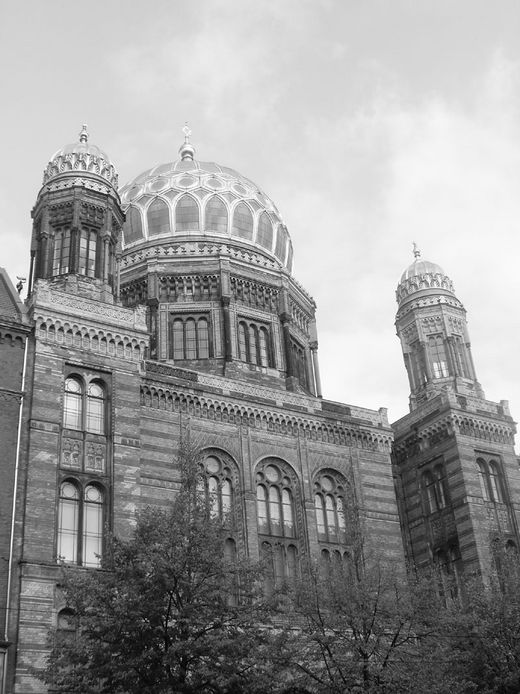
<box><xmin>413</xmin><ymin>241</ymin><xmax>421</xmax><ymax>259</ymax></box>
<box><xmin>79</xmin><ymin>124</ymin><xmax>89</xmax><ymax>144</ymax></box>
<box><xmin>178</xmin><ymin>122</ymin><xmax>195</xmax><ymax>161</ymax></box>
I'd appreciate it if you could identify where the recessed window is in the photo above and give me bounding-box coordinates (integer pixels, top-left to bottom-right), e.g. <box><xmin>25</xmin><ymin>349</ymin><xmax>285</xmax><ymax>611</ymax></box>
<box><xmin>237</xmin><ymin>320</ymin><xmax>271</xmax><ymax>367</ymax></box>
<box><xmin>170</xmin><ymin>315</ymin><xmax>210</xmax><ymax>360</ymax></box>
<box><xmin>314</xmin><ymin>472</ymin><xmax>348</xmax><ymax>544</ymax></box>
<box><xmin>57</xmin><ymin>480</ymin><xmax>105</xmax><ymax>568</ymax></box>
<box><xmin>198</xmin><ymin>454</ymin><xmax>235</xmax><ymax>525</ymax></box>
<box><xmin>422</xmin><ymin>464</ymin><xmax>448</xmax><ymax>514</ymax></box>
<box><xmin>477</xmin><ymin>457</ymin><xmax>504</xmax><ymax>502</ymax></box>
<box><xmin>64</xmin><ymin>376</ymin><xmax>106</xmax><ymax>434</ymax></box>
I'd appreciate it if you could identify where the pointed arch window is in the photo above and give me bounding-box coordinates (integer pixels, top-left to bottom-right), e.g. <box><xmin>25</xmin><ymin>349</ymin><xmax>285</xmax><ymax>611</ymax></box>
<box><xmin>422</xmin><ymin>464</ymin><xmax>448</xmax><ymax>514</ymax></box>
<box><xmin>147</xmin><ymin>198</ymin><xmax>170</xmax><ymax>236</ymax></box>
<box><xmin>232</xmin><ymin>202</ymin><xmax>253</xmax><ymax>240</ymax></box>
<box><xmin>205</xmin><ymin>196</ymin><xmax>228</xmax><ymax>234</ymax></box>
<box><xmin>257</xmin><ymin>212</ymin><xmax>273</xmax><ymax>250</ymax></box>
<box><xmin>123</xmin><ymin>206</ymin><xmax>144</xmax><ymax>244</ymax></box>
<box><xmin>64</xmin><ymin>378</ymin><xmax>83</xmax><ymax>430</ymax></box>
<box><xmin>176</xmin><ymin>195</ymin><xmax>200</xmax><ymax>232</ymax></box>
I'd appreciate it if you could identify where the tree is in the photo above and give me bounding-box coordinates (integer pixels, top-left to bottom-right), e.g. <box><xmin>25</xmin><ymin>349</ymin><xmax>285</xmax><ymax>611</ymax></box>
<box><xmin>44</xmin><ymin>439</ymin><xmax>279</xmax><ymax>693</ymax></box>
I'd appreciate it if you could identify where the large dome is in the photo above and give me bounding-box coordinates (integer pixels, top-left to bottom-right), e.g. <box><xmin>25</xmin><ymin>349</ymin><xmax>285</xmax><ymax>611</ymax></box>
<box><xmin>119</xmin><ymin>157</ymin><xmax>293</xmax><ymax>272</ymax></box>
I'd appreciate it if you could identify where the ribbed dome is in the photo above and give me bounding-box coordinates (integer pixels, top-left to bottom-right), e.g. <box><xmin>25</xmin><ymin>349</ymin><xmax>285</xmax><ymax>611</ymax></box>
<box><xmin>400</xmin><ymin>257</ymin><xmax>446</xmax><ymax>284</ymax></box>
<box><xmin>42</xmin><ymin>125</ymin><xmax>118</xmax><ymax>188</ymax></box>
<box><xmin>396</xmin><ymin>249</ymin><xmax>455</xmax><ymax>307</ymax></box>
<box><xmin>119</xmin><ymin>159</ymin><xmax>293</xmax><ymax>272</ymax></box>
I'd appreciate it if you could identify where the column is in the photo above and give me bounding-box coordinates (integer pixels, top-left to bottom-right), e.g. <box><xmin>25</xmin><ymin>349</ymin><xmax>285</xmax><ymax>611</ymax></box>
<box><xmin>310</xmin><ymin>342</ymin><xmax>322</xmax><ymax>398</ymax></box>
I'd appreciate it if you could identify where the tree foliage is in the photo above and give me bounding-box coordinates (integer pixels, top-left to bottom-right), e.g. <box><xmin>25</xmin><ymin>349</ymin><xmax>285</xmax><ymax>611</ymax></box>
<box><xmin>44</xmin><ymin>440</ymin><xmax>279</xmax><ymax>693</ymax></box>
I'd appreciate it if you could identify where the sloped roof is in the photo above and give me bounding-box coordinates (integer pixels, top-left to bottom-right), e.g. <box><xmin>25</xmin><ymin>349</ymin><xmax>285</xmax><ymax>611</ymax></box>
<box><xmin>0</xmin><ymin>268</ymin><xmax>26</xmax><ymax>324</ymax></box>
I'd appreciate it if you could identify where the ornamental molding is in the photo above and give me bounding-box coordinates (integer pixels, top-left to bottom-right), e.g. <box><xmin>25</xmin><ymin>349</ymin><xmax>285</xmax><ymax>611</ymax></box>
<box><xmin>33</xmin><ymin>284</ymin><xmax>147</xmax><ymax>332</ymax></box>
<box><xmin>43</xmin><ymin>150</ymin><xmax>118</xmax><ymax>188</ymax></box>
<box><xmin>121</xmin><ymin>241</ymin><xmax>282</xmax><ymax>271</ymax></box>
<box><xmin>34</xmin><ymin>314</ymin><xmax>148</xmax><ymax>361</ymax></box>
<box><xmin>140</xmin><ymin>382</ymin><xmax>393</xmax><ymax>452</ymax></box>
<box><xmin>396</xmin><ymin>272</ymin><xmax>454</xmax><ymax>303</ymax></box>
<box><xmin>231</xmin><ymin>276</ymin><xmax>279</xmax><ymax>313</ymax></box>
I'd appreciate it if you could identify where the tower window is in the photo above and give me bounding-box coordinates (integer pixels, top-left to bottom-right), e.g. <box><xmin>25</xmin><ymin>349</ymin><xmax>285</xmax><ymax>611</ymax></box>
<box><xmin>170</xmin><ymin>315</ymin><xmax>210</xmax><ymax>360</ymax></box>
<box><xmin>52</xmin><ymin>229</ymin><xmax>72</xmax><ymax>275</ymax></box>
<box><xmin>477</xmin><ymin>457</ymin><xmax>504</xmax><ymax>503</ymax></box>
<box><xmin>291</xmin><ymin>339</ymin><xmax>308</xmax><ymax>389</ymax></box>
<box><xmin>256</xmin><ymin>212</ymin><xmax>273</xmax><ymax>250</ymax></box>
<box><xmin>205</xmin><ymin>195</ymin><xmax>228</xmax><ymax>234</ymax></box>
<box><xmin>176</xmin><ymin>195</ymin><xmax>200</xmax><ymax>232</ymax></box>
<box><xmin>57</xmin><ymin>479</ymin><xmax>106</xmax><ymax>568</ymax></box>
<box><xmin>429</xmin><ymin>335</ymin><xmax>449</xmax><ymax>379</ymax></box>
<box><xmin>147</xmin><ymin>198</ymin><xmax>171</xmax><ymax>237</ymax></box>
<box><xmin>78</xmin><ymin>229</ymin><xmax>97</xmax><ymax>277</ymax></box>
<box><xmin>421</xmin><ymin>464</ymin><xmax>448</xmax><ymax>514</ymax></box>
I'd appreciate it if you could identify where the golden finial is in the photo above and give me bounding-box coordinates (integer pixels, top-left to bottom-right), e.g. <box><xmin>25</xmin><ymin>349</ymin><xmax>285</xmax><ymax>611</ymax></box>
<box><xmin>413</xmin><ymin>242</ymin><xmax>421</xmax><ymax>259</ymax></box>
<box><xmin>179</xmin><ymin>122</ymin><xmax>195</xmax><ymax>161</ymax></box>
<box><xmin>79</xmin><ymin>124</ymin><xmax>89</xmax><ymax>144</ymax></box>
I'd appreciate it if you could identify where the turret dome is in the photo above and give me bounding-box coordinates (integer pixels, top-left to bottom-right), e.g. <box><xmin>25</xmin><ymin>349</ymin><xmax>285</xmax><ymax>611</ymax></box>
<box><xmin>119</xmin><ymin>140</ymin><xmax>293</xmax><ymax>272</ymax></box>
<box><xmin>42</xmin><ymin>125</ymin><xmax>118</xmax><ymax>188</ymax></box>
<box><xmin>396</xmin><ymin>245</ymin><xmax>456</xmax><ymax>309</ymax></box>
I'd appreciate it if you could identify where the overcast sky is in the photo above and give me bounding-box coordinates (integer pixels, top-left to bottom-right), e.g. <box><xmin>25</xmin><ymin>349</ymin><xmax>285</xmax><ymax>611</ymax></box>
<box><xmin>2</xmin><ymin>0</ymin><xmax>520</xmax><ymax>430</ymax></box>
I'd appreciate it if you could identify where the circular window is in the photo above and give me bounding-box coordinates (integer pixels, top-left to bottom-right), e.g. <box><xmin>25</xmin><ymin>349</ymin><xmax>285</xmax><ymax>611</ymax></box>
<box><xmin>149</xmin><ymin>177</ymin><xmax>169</xmax><ymax>192</ymax></box>
<box><xmin>265</xmin><ymin>465</ymin><xmax>279</xmax><ymax>483</ymax></box>
<box><xmin>205</xmin><ymin>456</ymin><xmax>220</xmax><ymax>474</ymax></box>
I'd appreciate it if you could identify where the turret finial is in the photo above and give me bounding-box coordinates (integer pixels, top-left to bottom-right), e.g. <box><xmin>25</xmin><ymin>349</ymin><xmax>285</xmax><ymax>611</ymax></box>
<box><xmin>179</xmin><ymin>122</ymin><xmax>195</xmax><ymax>161</ymax></box>
<box><xmin>79</xmin><ymin>124</ymin><xmax>89</xmax><ymax>144</ymax></box>
<box><xmin>413</xmin><ymin>242</ymin><xmax>421</xmax><ymax>259</ymax></box>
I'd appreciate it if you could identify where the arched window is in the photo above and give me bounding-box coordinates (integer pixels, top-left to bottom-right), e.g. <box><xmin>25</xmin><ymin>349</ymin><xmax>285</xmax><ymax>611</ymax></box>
<box><xmin>477</xmin><ymin>459</ymin><xmax>489</xmax><ymax>501</ymax></box>
<box><xmin>237</xmin><ymin>319</ymin><xmax>272</xmax><ymax>367</ymax></box>
<box><xmin>274</xmin><ymin>225</ymin><xmax>288</xmax><ymax>263</ymax></box>
<box><xmin>86</xmin><ymin>382</ymin><xmax>105</xmax><ymax>434</ymax></box>
<box><xmin>64</xmin><ymin>376</ymin><xmax>107</xmax><ymax>434</ymax></box>
<box><xmin>261</xmin><ymin>541</ymin><xmax>299</xmax><ymax>592</ymax></box>
<box><xmin>176</xmin><ymin>195</ymin><xmax>200</xmax><ymax>232</ymax></box>
<box><xmin>291</xmin><ymin>340</ymin><xmax>308</xmax><ymax>389</ymax></box>
<box><xmin>256</xmin><ymin>212</ymin><xmax>273</xmax><ymax>250</ymax></box>
<box><xmin>83</xmin><ymin>485</ymin><xmax>104</xmax><ymax>567</ymax></box>
<box><xmin>489</xmin><ymin>462</ymin><xmax>503</xmax><ymax>502</ymax></box>
<box><xmin>57</xmin><ymin>480</ymin><xmax>105</xmax><ymax>567</ymax></box>
<box><xmin>147</xmin><ymin>198</ymin><xmax>170</xmax><ymax>236</ymax></box>
<box><xmin>314</xmin><ymin>472</ymin><xmax>348</xmax><ymax>544</ymax></box>
<box><xmin>169</xmin><ymin>315</ymin><xmax>211</xmax><ymax>360</ymax></box>
<box><xmin>256</xmin><ymin>459</ymin><xmax>299</xmax><ymax>541</ymax></box>
<box><xmin>64</xmin><ymin>378</ymin><xmax>83</xmax><ymax>430</ymax></box>
<box><xmin>56</xmin><ymin>608</ymin><xmax>78</xmax><ymax>648</ymax></box>
<box><xmin>205</xmin><ymin>196</ymin><xmax>228</xmax><ymax>234</ymax></box>
<box><xmin>232</xmin><ymin>202</ymin><xmax>253</xmax><ymax>240</ymax></box>
<box><xmin>199</xmin><ymin>454</ymin><xmax>235</xmax><ymax>525</ymax></box>
<box><xmin>123</xmin><ymin>206</ymin><xmax>144</xmax><ymax>245</ymax></box>
<box><xmin>78</xmin><ymin>229</ymin><xmax>97</xmax><ymax>277</ymax></box>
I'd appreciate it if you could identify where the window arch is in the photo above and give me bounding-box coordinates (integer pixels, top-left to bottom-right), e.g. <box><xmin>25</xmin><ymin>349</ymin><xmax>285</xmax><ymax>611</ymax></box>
<box><xmin>52</xmin><ymin>228</ymin><xmax>72</xmax><ymax>275</ymax></box>
<box><xmin>314</xmin><ymin>471</ymin><xmax>348</xmax><ymax>544</ymax></box>
<box><xmin>232</xmin><ymin>202</ymin><xmax>253</xmax><ymax>240</ymax></box>
<box><xmin>64</xmin><ymin>377</ymin><xmax>83</xmax><ymax>430</ymax></box>
<box><xmin>170</xmin><ymin>315</ymin><xmax>211</xmax><ymax>360</ymax></box>
<box><xmin>56</xmin><ymin>608</ymin><xmax>78</xmax><ymax>648</ymax></box>
<box><xmin>477</xmin><ymin>457</ymin><xmax>504</xmax><ymax>503</ymax></box>
<box><xmin>205</xmin><ymin>196</ymin><xmax>228</xmax><ymax>234</ymax></box>
<box><xmin>176</xmin><ymin>195</ymin><xmax>200</xmax><ymax>232</ymax></box>
<box><xmin>57</xmin><ymin>479</ymin><xmax>105</xmax><ymax>567</ymax></box>
<box><xmin>429</xmin><ymin>335</ymin><xmax>449</xmax><ymax>379</ymax></box>
<box><xmin>147</xmin><ymin>198</ymin><xmax>170</xmax><ymax>236</ymax></box>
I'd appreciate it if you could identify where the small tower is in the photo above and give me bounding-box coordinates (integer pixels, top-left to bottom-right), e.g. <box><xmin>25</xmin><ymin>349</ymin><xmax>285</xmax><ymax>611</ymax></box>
<box><xmin>29</xmin><ymin>125</ymin><xmax>123</xmax><ymax>302</ymax></box>
<box><xmin>395</xmin><ymin>244</ymin><xmax>483</xmax><ymax>411</ymax></box>
<box><xmin>392</xmin><ymin>248</ymin><xmax>520</xmax><ymax>581</ymax></box>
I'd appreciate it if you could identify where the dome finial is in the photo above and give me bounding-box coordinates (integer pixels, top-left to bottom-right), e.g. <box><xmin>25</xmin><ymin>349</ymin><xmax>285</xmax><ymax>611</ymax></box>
<box><xmin>179</xmin><ymin>122</ymin><xmax>195</xmax><ymax>161</ymax></box>
<box><xmin>79</xmin><ymin>124</ymin><xmax>89</xmax><ymax>144</ymax></box>
<box><xmin>413</xmin><ymin>241</ymin><xmax>421</xmax><ymax>259</ymax></box>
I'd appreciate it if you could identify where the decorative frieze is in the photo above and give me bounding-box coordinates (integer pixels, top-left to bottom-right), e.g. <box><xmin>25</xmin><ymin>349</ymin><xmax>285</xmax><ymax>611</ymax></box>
<box><xmin>140</xmin><ymin>382</ymin><xmax>392</xmax><ymax>452</ymax></box>
<box><xmin>230</xmin><ymin>276</ymin><xmax>278</xmax><ymax>312</ymax></box>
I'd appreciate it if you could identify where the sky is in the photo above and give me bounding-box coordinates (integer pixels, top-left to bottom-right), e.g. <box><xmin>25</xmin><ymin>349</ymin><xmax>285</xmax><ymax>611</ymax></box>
<box><xmin>1</xmin><ymin>0</ymin><xmax>520</xmax><ymax>429</ymax></box>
